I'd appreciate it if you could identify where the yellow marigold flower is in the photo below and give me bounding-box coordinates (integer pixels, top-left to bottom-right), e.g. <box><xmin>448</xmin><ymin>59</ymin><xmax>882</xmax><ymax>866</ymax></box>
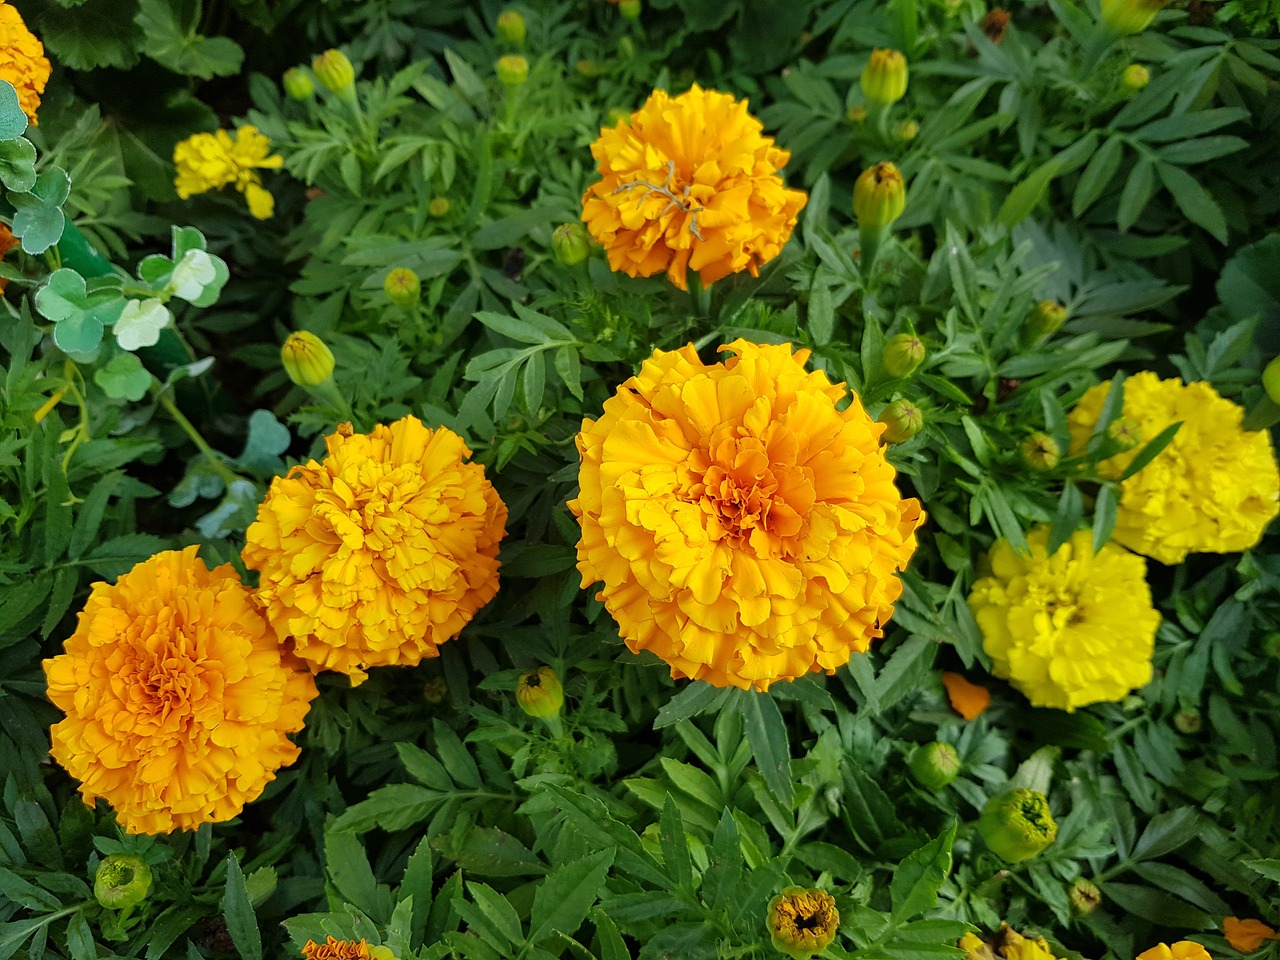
<box><xmin>580</xmin><ymin>84</ymin><xmax>807</xmax><ymax>292</ymax></box>
<box><xmin>242</xmin><ymin>416</ymin><xmax>508</xmax><ymax>684</ymax></box>
<box><xmin>42</xmin><ymin>547</ymin><xmax>317</xmax><ymax>834</ymax></box>
<box><xmin>999</xmin><ymin>928</ymin><xmax>1063</xmax><ymax>960</ymax></box>
<box><xmin>1225</xmin><ymin>919</ymin><xmax>1279</xmax><ymax>954</ymax></box>
<box><xmin>568</xmin><ymin>340</ymin><xmax>924</xmax><ymax>691</ymax></box>
<box><xmin>1137</xmin><ymin>943</ymin><xmax>1212</xmax><ymax>960</ymax></box>
<box><xmin>0</xmin><ymin>0</ymin><xmax>51</xmax><ymax>125</ymax></box>
<box><xmin>1067</xmin><ymin>372</ymin><xmax>1280</xmax><ymax>565</ymax></box>
<box><xmin>968</xmin><ymin>525</ymin><xmax>1160</xmax><ymax>711</ymax></box>
<box><xmin>768</xmin><ymin>887</ymin><xmax>839</xmax><ymax>958</ymax></box>
<box><xmin>173</xmin><ymin>126</ymin><xmax>283</xmax><ymax>220</ymax></box>
<box><xmin>302</xmin><ymin>938</ymin><xmax>371</xmax><ymax>960</ymax></box>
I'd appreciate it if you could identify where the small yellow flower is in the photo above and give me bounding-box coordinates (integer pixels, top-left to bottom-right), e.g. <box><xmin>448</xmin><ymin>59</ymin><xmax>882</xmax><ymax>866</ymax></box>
<box><xmin>0</xmin><ymin>0</ymin><xmax>51</xmax><ymax>125</ymax></box>
<box><xmin>1136</xmin><ymin>943</ymin><xmax>1212</xmax><ymax>960</ymax></box>
<box><xmin>173</xmin><ymin>126</ymin><xmax>283</xmax><ymax>220</ymax></box>
<box><xmin>281</xmin><ymin>331</ymin><xmax>336</xmax><ymax>387</ymax></box>
<box><xmin>768</xmin><ymin>887</ymin><xmax>839</xmax><ymax>959</ymax></box>
<box><xmin>969</xmin><ymin>525</ymin><xmax>1160</xmax><ymax>711</ymax></box>
<box><xmin>580</xmin><ymin>85</ymin><xmax>806</xmax><ymax>291</ymax></box>
<box><xmin>861</xmin><ymin>49</ymin><xmax>908</xmax><ymax>107</ymax></box>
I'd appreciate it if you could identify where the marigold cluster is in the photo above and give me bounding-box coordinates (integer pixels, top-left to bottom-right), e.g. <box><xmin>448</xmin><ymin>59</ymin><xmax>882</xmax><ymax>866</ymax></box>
<box><xmin>581</xmin><ymin>85</ymin><xmax>807</xmax><ymax>291</ymax></box>
<box><xmin>0</xmin><ymin>0</ymin><xmax>51</xmax><ymax>125</ymax></box>
<box><xmin>569</xmin><ymin>340</ymin><xmax>923</xmax><ymax>691</ymax></box>
<box><xmin>42</xmin><ymin>547</ymin><xmax>317</xmax><ymax>834</ymax></box>
<box><xmin>1067</xmin><ymin>372</ymin><xmax>1280</xmax><ymax>565</ymax></box>
<box><xmin>968</xmin><ymin>525</ymin><xmax>1160</xmax><ymax>712</ymax></box>
<box><xmin>173</xmin><ymin>126</ymin><xmax>283</xmax><ymax>219</ymax></box>
<box><xmin>242</xmin><ymin>416</ymin><xmax>508</xmax><ymax>684</ymax></box>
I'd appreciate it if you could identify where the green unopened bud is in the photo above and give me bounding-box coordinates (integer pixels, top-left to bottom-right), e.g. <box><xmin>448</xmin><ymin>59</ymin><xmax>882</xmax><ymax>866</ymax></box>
<box><xmin>281</xmin><ymin>331</ymin><xmax>336</xmax><ymax>387</ymax></box>
<box><xmin>517</xmin><ymin>666</ymin><xmax>563</xmax><ymax>718</ymax></box>
<box><xmin>1121</xmin><ymin>63</ymin><xmax>1150</xmax><ymax>92</ymax></box>
<box><xmin>1106</xmin><ymin>416</ymin><xmax>1142</xmax><ymax>452</ymax></box>
<box><xmin>1100</xmin><ymin>0</ymin><xmax>1170</xmax><ymax>35</ymax></box>
<box><xmin>894</xmin><ymin>118</ymin><xmax>920</xmax><ymax>141</ymax></box>
<box><xmin>552</xmin><ymin>223</ymin><xmax>591</xmax><ymax>266</ymax></box>
<box><xmin>882</xmin><ymin>333</ymin><xmax>926</xmax><ymax>378</ymax></box>
<box><xmin>94</xmin><ymin>855</ymin><xmax>152</xmax><ymax>910</ymax></box>
<box><xmin>846</xmin><ymin>105</ymin><xmax>868</xmax><ymax>124</ymax></box>
<box><xmin>877</xmin><ymin>399</ymin><xmax>923</xmax><ymax>444</ymax></box>
<box><xmin>283</xmin><ymin>67</ymin><xmax>315</xmax><ymax>100</ymax></box>
<box><xmin>1173</xmin><ymin>708</ymin><xmax>1202</xmax><ymax>734</ymax></box>
<box><xmin>423</xmin><ymin>677</ymin><xmax>448</xmax><ymax>704</ymax></box>
<box><xmin>618</xmin><ymin>0</ymin><xmax>641</xmax><ymax>21</ymax></box>
<box><xmin>1026</xmin><ymin>300</ymin><xmax>1067</xmax><ymax>340</ymax></box>
<box><xmin>577</xmin><ymin>59</ymin><xmax>602</xmax><ymax>78</ymax></box>
<box><xmin>978</xmin><ymin>788</ymin><xmax>1058</xmax><ymax>862</ymax></box>
<box><xmin>767</xmin><ymin>887</ymin><xmax>839</xmax><ymax>959</ymax></box>
<box><xmin>1261</xmin><ymin>632</ymin><xmax>1280</xmax><ymax>657</ymax></box>
<box><xmin>1263</xmin><ymin>356</ymin><xmax>1280</xmax><ymax>405</ymax></box>
<box><xmin>312</xmin><ymin>49</ymin><xmax>356</xmax><ymax>97</ymax></box>
<box><xmin>496</xmin><ymin>10</ymin><xmax>526</xmax><ymax>45</ymax></box>
<box><xmin>1069</xmin><ymin>878</ymin><xmax>1102</xmax><ymax>915</ymax></box>
<box><xmin>1021</xmin><ymin>432</ymin><xmax>1061</xmax><ymax>471</ymax></box>
<box><xmin>861</xmin><ymin>49</ymin><xmax>909</xmax><ymax>107</ymax></box>
<box><xmin>429</xmin><ymin>196</ymin><xmax>451</xmax><ymax>218</ymax></box>
<box><xmin>855</xmin><ymin>162</ymin><xmax>907</xmax><ymax>229</ymax></box>
<box><xmin>618</xmin><ymin>36</ymin><xmax>637</xmax><ymax>59</ymax></box>
<box><xmin>384</xmin><ymin>267</ymin><xmax>421</xmax><ymax>307</ymax></box>
<box><xmin>496</xmin><ymin>54</ymin><xmax>529</xmax><ymax>88</ymax></box>
<box><xmin>909</xmin><ymin>742</ymin><xmax>961</xmax><ymax>791</ymax></box>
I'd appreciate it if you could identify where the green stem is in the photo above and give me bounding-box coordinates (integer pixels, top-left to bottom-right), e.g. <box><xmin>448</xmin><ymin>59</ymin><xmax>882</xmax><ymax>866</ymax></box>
<box><xmin>156</xmin><ymin>392</ymin><xmax>243</xmax><ymax>488</ymax></box>
<box><xmin>688</xmin><ymin>272</ymin><xmax>713</xmax><ymax>319</ymax></box>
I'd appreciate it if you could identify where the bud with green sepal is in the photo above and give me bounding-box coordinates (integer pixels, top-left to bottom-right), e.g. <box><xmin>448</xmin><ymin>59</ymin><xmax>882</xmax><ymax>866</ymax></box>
<box><xmin>517</xmin><ymin>666</ymin><xmax>563</xmax><ymax>717</ymax></box>
<box><xmin>281</xmin><ymin>330</ymin><xmax>351</xmax><ymax>418</ymax></box>
<box><xmin>881</xmin><ymin>332</ymin><xmax>926</xmax><ymax>378</ymax></box>
<box><xmin>618</xmin><ymin>0</ymin><xmax>641</xmax><ymax>21</ymax></box>
<box><xmin>1243</xmin><ymin>355</ymin><xmax>1280</xmax><ymax>431</ymax></box>
<box><xmin>384</xmin><ymin>267</ymin><xmax>421</xmax><ymax>307</ymax></box>
<box><xmin>861</xmin><ymin>49</ymin><xmax>908</xmax><ymax>108</ymax></box>
<box><xmin>977</xmin><ymin>788</ymin><xmax>1058</xmax><ymax>862</ymax></box>
<box><xmin>312</xmin><ymin>49</ymin><xmax>356</xmax><ymax>101</ymax></box>
<box><xmin>283</xmin><ymin>67</ymin><xmax>314</xmax><ymax>101</ymax></box>
<box><xmin>1069</xmin><ymin>878</ymin><xmax>1102</xmax><ymax>915</ymax></box>
<box><xmin>1121</xmin><ymin>63</ymin><xmax>1150</xmax><ymax>92</ymax></box>
<box><xmin>553</xmin><ymin>223</ymin><xmax>592</xmax><ymax>266</ymax></box>
<box><xmin>1025</xmin><ymin>300</ymin><xmax>1067</xmax><ymax>341</ymax></box>
<box><xmin>854</xmin><ymin>161</ymin><xmax>906</xmax><ymax>268</ymax></box>
<box><xmin>877</xmin><ymin>398</ymin><xmax>923</xmax><ymax>443</ymax></box>
<box><xmin>909</xmin><ymin>741</ymin><xmax>961</xmax><ymax>791</ymax></box>
<box><xmin>1021</xmin><ymin>432</ymin><xmax>1060</xmax><ymax>471</ymax></box>
<box><xmin>496</xmin><ymin>10</ymin><xmax>526</xmax><ymax>46</ymax></box>
<box><xmin>1100</xmin><ymin>0</ymin><xmax>1170</xmax><ymax>35</ymax></box>
<box><xmin>496</xmin><ymin>55</ymin><xmax>529</xmax><ymax>88</ymax></box>
<box><xmin>767</xmin><ymin>887</ymin><xmax>839</xmax><ymax>960</ymax></box>
<box><xmin>95</xmin><ymin>855</ymin><xmax>152</xmax><ymax>910</ymax></box>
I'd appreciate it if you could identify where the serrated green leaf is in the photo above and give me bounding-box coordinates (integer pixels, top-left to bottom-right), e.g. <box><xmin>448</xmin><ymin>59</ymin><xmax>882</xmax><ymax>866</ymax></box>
<box><xmin>134</xmin><ymin>0</ymin><xmax>245</xmax><ymax>78</ymax></box>
<box><xmin>1157</xmin><ymin>163</ymin><xmax>1228</xmax><ymax>243</ymax></box>
<box><xmin>890</xmin><ymin>822</ymin><xmax>956</xmax><ymax>921</ymax></box>
<box><xmin>222</xmin><ymin>855</ymin><xmax>262</xmax><ymax>960</ymax></box>
<box><xmin>528</xmin><ymin>850</ymin><xmax>614</xmax><ymax>945</ymax></box>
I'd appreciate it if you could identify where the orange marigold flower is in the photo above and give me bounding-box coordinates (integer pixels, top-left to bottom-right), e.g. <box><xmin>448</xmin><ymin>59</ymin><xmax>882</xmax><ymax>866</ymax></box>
<box><xmin>242</xmin><ymin>416</ymin><xmax>508</xmax><ymax>684</ymax></box>
<box><xmin>581</xmin><ymin>84</ymin><xmax>807</xmax><ymax>291</ymax></box>
<box><xmin>1224</xmin><ymin>919</ymin><xmax>1279</xmax><ymax>954</ymax></box>
<box><xmin>42</xmin><ymin>547</ymin><xmax>317</xmax><ymax>834</ymax></box>
<box><xmin>942</xmin><ymin>671</ymin><xmax>991</xmax><ymax>720</ymax></box>
<box><xmin>0</xmin><ymin>0</ymin><xmax>51</xmax><ymax>125</ymax></box>
<box><xmin>1137</xmin><ymin>943</ymin><xmax>1212</xmax><ymax>960</ymax></box>
<box><xmin>302</xmin><ymin>938</ymin><xmax>371</xmax><ymax>960</ymax></box>
<box><xmin>569</xmin><ymin>340</ymin><xmax>924</xmax><ymax>690</ymax></box>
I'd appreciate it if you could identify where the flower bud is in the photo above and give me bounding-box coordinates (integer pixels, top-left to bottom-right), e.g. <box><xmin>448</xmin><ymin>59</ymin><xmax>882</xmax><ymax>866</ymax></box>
<box><xmin>877</xmin><ymin>399</ymin><xmax>923</xmax><ymax>444</ymax></box>
<box><xmin>855</xmin><ymin>162</ymin><xmax>907</xmax><ymax>229</ymax></box>
<box><xmin>1026</xmin><ymin>300</ymin><xmax>1067</xmax><ymax>340</ymax></box>
<box><xmin>1020</xmin><ymin>432</ymin><xmax>1061</xmax><ymax>471</ymax></box>
<box><xmin>496</xmin><ymin>10</ymin><xmax>526</xmax><ymax>45</ymax></box>
<box><xmin>283</xmin><ymin>67</ymin><xmax>315</xmax><ymax>100</ymax></box>
<box><xmin>1069</xmin><ymin>877</ymin><xmax>1102</xmax><ymax>915</ymax></box>
<box><xmin>429</xmin><ymin>197</ymin><xmax>451</xmax><ymax>218</ymax></box>
<box><xmin>1106</xmin><ymin>416</ymin><xmax>1142</xmax><ymax>452</ymax></box>
<box><xmin>496</xmin><ymin>55</ymin><xmax>529</xmax><ymax>88</ymax></box>
<box><xmin>767</xmin><ymin>887</ymin><xmax>839</xmax><ymax>959</ymax></box>
<box><xmin>894</xmin><ymin>118</ymin><xmax>920</xmax><ymax>141</ymax></box>
<box><xmin>423</xmin><ymin>677</ymin><xmax>448</xmax><ymax>704</ymax></box>
<box><xmin>281</xmin><ymin>331</ymin><xmax>336</xmax><ymax>387</ymax></box>
<box><xmin>618</xmin><ymin>0</ymin><xmax>641</xmax><ymax>21</ymax></box>
<box><xmin>1101</xmin><ymin>0</ymin><xmax>1170</xmax><ymax>35</ymax></box>
<box><xmin>861</xmin><ymin>49</ymin><xmax>909</xmax><ymax>107</ymax></box>
<box><xmin>1121</xmin><ymin>63</ymin><xmax>1150</xmax><ymax>92</ymax></box>
<box><xmin>312</xmin><ymin>49</ymin><xmax>356</xmax><ymax>97</ymax></box>
<box><xmin>1173</xmin><ymin>708</ymin><xmax>1202</xmax><ymax>734</ymax></box>
<box><xmin>845</xmin><ymin>105</ymin><xmax>868</xmax><ymax>124</ymax></box>
<box><xmin>552</xmin><ymin>223</ymin><xmax>591</xmax><ymax>266</ymax></box>
<box><xmin>881</xmin><ymin>333</ymin><xmax>926</xmax><ymax>378</ymax></box>
<box><xmin>576</xmin><ymin>59</ymin><xmax>602</xmax><ymax>78</ymax></box>
<box><xmin>94</xmin><ymin>855</ymin><xmax>152</xmax><ymax>910</ymax></box>
<box><xmin>517</xmin><ymin>666</ymin><xmax>563</xmax><ymax>718</ymax></box>
<box><xmin>1263</xmin><ymin>356</ymin><xmax>1280</xmax><ymax>405</ymax></box>
<box><xmin>384</xmin><ymin>267</ymin><xmax>421</xmax><ymax>307</ymax></box>
<box><xmin>977</xmin><ymin>788</ymin><xmax>1058</xmax><ymax>862</ymax></box>
<box><xmin>909</xmin><ymin>742</ymin><xmax>961</xmax><ymax>791</ymax></box>
<box><xmin>1262</xmin><ymin>632</ymin><xmax>1280</xmax><ymax>658</ymax></box>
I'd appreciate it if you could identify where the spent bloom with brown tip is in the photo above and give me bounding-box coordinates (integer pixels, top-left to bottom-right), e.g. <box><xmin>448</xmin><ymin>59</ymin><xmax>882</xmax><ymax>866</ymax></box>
<box><xmin>768</xmin><ymin>887</ymin><xmax>839</xmax><ymax>958</ymax></box>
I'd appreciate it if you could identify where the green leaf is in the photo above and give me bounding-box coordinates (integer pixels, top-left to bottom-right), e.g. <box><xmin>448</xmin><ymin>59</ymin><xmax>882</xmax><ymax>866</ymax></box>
<box><xmin>234</xmin><ymin>409</ymin><xmax>290</xmax><ymax>475</ymax></box>
<box><xmin>659</xmin><ymin>795</ymin><xmax>692</xmax><ymax>891</ymax></box>
<box><xmin>462</xmin><ymin>883</ymin><xmax>522</xmax><ymax>947</ymax></box>
<box><xmin>1242</xmin><ymin>859</ymin><xmax>1280</xmax><ymax>884</ymax></box>
<box><xmin>94</xmin><ymin>352</ymin><xmax>153</xmax><ymax>401</ymax></box>
<box><xmin>997</xmin><ymin>160</ymin><xmax>1060</xmax><ymax>228</ymax></box>
<box><xmin>528</xmin><ymin>850</ymin><xmax>614</xmax><ymax>945</ymax></box>
<box><xmin>30</xmin><ymin>0</ymin><xmax>144</xmax><ymax>70</ymax></box>
<box><xmin>1131</xmin><ymin>807</ymin><xmax>1202</xmax><ymax>861</ymax></box>
<box><xmin>222</xmin><ymin>855</ymin><xmax>262</xmax><ymax>960</ymax></box>
<box><xmin>0</xmin><ymin>137</ymin><xmax>36</xmax><ymax>192</ymax></box>
<box><xmin>1116</xmin><ymin>158</ymin><xmax>1155</xmax><ymax>232</ymax></box>
<box><xmin>1116</xmin><ymin>421</ymin><xmax>1181</xmax><ymax>482</ymax></box>
<box><xmin>134</xmin><ymin>0</ymin><xmax>245</xmax><ymax>78</ymax></box>
<box><xmin>1047</xmin><ymin>482</ymin><xmax>1083</xmax><ymax>555</ymax></box>
<box><xmin>1091</xmin><ymin>484</ymin><xmax>1118</xmax><ymax>553</ymax></box>
<box><xmin>890</xmin><ymin>822</ymin><xmax>957</xmax><ymax>921</ymax></box>
<box><xmin>738</xmin><ymin>689</ymin><xmax>795</xmax><ymax>809</ymax></box>
<box><xmin>1073</xmin><ymin>136</ymin><xmax>1123</xmax><ymax>217</ymax></box>
<box><xmin>1156</xmin><ymin>163</ymin><xmax>1228</xmax><ymax>243</ymax></box>
<box><xmin>10</xmin><ymin>167</ymin><xmax>71</xmax><ymax>253</ymax></box>
<box><xmin>0</xmin><ymin>80</ymin><xmax>27</xmax><ymax>140</ymax></box>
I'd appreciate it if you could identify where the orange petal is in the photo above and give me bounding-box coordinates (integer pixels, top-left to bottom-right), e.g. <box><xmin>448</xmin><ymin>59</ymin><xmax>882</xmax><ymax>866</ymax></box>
<box><xmin>942</xmin><ymin>672</ymin><xmax>991</xmax><ymax>720</ymax></box>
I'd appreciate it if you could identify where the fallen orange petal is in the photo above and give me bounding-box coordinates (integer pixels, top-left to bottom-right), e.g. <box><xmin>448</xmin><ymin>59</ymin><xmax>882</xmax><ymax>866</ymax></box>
<box><xmin>1225</xmin><ymin>918</ymin><xmax>1279</xmax><ymax>954</ymax></box>
<box><xmin>942</xmin><ymin>672</ymin><xmax>991</xmax><ymax>720</ymax></box>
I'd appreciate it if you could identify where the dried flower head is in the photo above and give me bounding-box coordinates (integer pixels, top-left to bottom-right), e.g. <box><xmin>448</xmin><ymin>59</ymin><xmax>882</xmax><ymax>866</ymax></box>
<box><xmin>243</xmin><ymin>416</ymin><xmax>508</xmax><ymax>684</ymax></box>
<box><xmin>43</xmin><ymin>547</ymin><xmax>317</xmax><ymax>833</ymax></box>
<box><xmin>569</xmin><ymin>339</ymin><xmax>923</xmax><ymax>690</ymax></box>
<box><xmin>768</xmin><ymin>887</ymin><xmax>839</xmax><ymax>958</ymax></box>
<box><xmin>581</xmin><ymin>84</ymin><xmax>806</xmax><ymax>291</ymax></box>
<box><xmin>1067</xmin><ymin>372</ymin><xmax>1280</xmax><ymax>565</ymax></box>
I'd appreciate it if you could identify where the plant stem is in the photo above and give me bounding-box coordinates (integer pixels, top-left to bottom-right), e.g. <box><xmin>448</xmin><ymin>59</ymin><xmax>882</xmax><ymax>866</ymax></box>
<box><xmin>156</xmin><ymin>391</ymin><xmax>243</xmax><ymax>488</ymax></box>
